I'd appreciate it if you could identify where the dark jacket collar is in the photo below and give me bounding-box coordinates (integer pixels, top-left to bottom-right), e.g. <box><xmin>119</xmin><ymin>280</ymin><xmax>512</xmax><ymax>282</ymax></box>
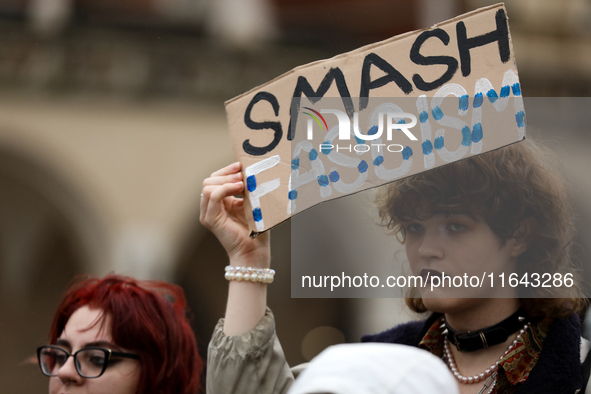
<box><xmin>518</xmin><ymin>313</ymin><xmax>581</xmax><ymax>394</ymax></box>
<box><xmin>361</xmin><ymin>313</ymin><xmax>582</xmax><ymax>394</ymax></box>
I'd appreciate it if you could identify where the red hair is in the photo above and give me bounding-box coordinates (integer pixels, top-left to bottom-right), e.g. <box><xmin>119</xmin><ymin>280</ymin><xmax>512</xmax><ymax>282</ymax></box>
<box><xmin>48</xmin><ymin>274</ymin><xmax>203</xmax><ymax>394</ymax></box>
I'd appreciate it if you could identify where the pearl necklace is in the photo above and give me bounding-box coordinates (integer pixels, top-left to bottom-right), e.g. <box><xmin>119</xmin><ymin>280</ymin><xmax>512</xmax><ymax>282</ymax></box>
<box><xmin>443</xmin><ymin>323</ymin><xmax>530</xmax><ymax>387</ymax></box>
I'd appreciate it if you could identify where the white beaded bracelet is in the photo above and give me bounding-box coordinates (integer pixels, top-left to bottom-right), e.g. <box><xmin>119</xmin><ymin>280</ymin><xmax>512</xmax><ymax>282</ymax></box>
<box><xmin>224</xmin><ymin>266</ymin><xmax>275</xmax><ymax>284</ymax></box>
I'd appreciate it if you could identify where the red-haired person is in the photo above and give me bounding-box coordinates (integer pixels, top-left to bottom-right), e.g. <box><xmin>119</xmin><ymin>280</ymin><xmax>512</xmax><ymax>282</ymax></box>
<box><xmin>201</xmin><ymin>138</ymin><xmax>589</xmax><ymax>394</ymax></box>
<box><xmin>36</xmin><ymin>274</ymin><xmax>203</xmax><ymax>394</ymax></box>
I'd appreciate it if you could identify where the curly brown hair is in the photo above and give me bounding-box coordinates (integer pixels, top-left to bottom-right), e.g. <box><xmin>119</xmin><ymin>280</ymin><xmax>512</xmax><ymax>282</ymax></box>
<box><xmin>375</xmin><ymin>138</ymin><xmax>587</xmax><ymax>320</ymax></box>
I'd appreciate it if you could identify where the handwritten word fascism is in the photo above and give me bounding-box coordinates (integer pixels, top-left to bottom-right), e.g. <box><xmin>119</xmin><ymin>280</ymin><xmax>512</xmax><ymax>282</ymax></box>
<box><xmin>244</xmin><ymin>75</ymin><xmax>525</xmax><ymax>231</ymax></box>
<box><xmin>289</xmin><ymin>75</ymin><xmax>524</xmax><ymax>197</ymax></box>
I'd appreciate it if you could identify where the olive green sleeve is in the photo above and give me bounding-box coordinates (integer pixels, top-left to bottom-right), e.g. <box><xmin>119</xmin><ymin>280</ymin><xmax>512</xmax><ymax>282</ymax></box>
<box><xmin>206</xmin><ymin>308</ymin><xmax>295</xmax><ymax>394</ymax></box>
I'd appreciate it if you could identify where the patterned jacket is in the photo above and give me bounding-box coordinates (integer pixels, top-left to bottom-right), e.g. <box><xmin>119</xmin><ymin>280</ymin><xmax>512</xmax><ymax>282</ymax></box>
<box><xmin>362</xmin><ymin>313</ymin><xmax>585</xmax><ymax>394</ymax></box>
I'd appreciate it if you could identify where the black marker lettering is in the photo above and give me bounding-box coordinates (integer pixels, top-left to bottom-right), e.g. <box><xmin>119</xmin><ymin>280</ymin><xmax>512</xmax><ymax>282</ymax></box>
<box><xmin>456</xmin><ymin>8</ymin><xmax>510</xmax><ymax>77</ymax></box>
<box><xmin>359</xmin><ymin>53</ymin><xmax>413</xmax><ymax>111</ymax></box>
<box><xmin>410</xmin><ymin>29</ymin><xmax>459</xmax><ymax>91</ymax></box>
<box><xmin>243</xmin><ymin>91</ymin><xmax>283</xmax><ymax>156</ymax></box>
<box><xmin>288</xmin><ymin>68</ymin><xmax>353</xmax><ymax>140</ymax></box>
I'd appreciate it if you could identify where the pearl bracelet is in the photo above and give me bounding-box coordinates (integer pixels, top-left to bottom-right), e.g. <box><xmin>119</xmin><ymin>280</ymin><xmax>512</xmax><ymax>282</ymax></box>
<box><xmin>224</xmin><ymin>266</ymin><xmax>275</xmax><ymax>283</ymax></box>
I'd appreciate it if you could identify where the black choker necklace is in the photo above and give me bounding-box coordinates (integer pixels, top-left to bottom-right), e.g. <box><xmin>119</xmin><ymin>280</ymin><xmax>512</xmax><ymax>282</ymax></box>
<box><xmin>444</xmin><ymin>309</ymin><xmax>527</xmax><ymax>352</ymax></box>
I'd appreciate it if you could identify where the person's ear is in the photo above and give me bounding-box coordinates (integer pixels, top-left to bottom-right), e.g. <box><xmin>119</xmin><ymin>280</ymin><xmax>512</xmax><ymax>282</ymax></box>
<box><xmin>510</xmin><ymin>217</ymin><xmax>538</xmax><ymax>257</ymax></box>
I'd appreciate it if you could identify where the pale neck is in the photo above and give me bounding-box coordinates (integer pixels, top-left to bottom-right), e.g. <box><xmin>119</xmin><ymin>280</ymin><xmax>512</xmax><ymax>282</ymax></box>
<box><xmin>444</xmin><ymin>298</ymin><xmax>520</xmax><ymax>332</ymax></box>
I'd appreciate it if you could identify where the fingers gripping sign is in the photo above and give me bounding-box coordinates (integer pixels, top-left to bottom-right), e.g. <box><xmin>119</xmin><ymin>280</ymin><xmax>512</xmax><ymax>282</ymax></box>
<box><xmin>200</xmin><ymin>162</ymin><xmax>271</xmax><ymax>268</ymax></box>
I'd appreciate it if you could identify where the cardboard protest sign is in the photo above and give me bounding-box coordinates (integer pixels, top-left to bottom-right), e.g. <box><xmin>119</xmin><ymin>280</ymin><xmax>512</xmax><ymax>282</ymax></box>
<box><xmin>226</xmin><ymin>3</ymin><xmax>525</xmax><ymax>236</ymax></box>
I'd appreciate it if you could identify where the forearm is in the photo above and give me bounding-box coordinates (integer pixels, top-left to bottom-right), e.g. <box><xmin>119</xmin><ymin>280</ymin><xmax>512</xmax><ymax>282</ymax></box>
<box><xmin>200</xmin><ymin>162</ymin><xmax>273</xmax><ymax>337</ymax></box>
<box><xmin>223</xmin><ymin>249</ymin><xmax>271</xmax><ymax>336</ymax></box>
<box><xmin>224</xmin><ymin>280</ymin><xmax>268</xmax><ymax>336</ymax></box>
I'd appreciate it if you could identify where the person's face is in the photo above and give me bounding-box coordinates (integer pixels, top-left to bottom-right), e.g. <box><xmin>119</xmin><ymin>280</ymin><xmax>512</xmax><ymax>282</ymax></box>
<box><xmin>404</xmin><ymin>212</ymin><xmax>521</xmax><ymax>312</ymax></box>
<box><xmin>48</xmin><ymin>306</ymin><xmax>141</xmax><ymax>394</ymax></box>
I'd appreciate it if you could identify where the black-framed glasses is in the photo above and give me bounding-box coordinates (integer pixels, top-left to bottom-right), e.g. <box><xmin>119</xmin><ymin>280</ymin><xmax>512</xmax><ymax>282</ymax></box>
<box><xmin>37</xmin><ymin>345</ymin><xmax>140</xmax><ymax>378</ymax></box>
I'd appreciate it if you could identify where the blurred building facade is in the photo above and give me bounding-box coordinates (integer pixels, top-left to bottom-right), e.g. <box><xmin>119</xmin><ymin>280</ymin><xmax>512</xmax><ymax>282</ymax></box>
<box><xmin>0</xmin><ymin>0</ymin><xmax>590</xmax><ymax>392</ymax></box>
